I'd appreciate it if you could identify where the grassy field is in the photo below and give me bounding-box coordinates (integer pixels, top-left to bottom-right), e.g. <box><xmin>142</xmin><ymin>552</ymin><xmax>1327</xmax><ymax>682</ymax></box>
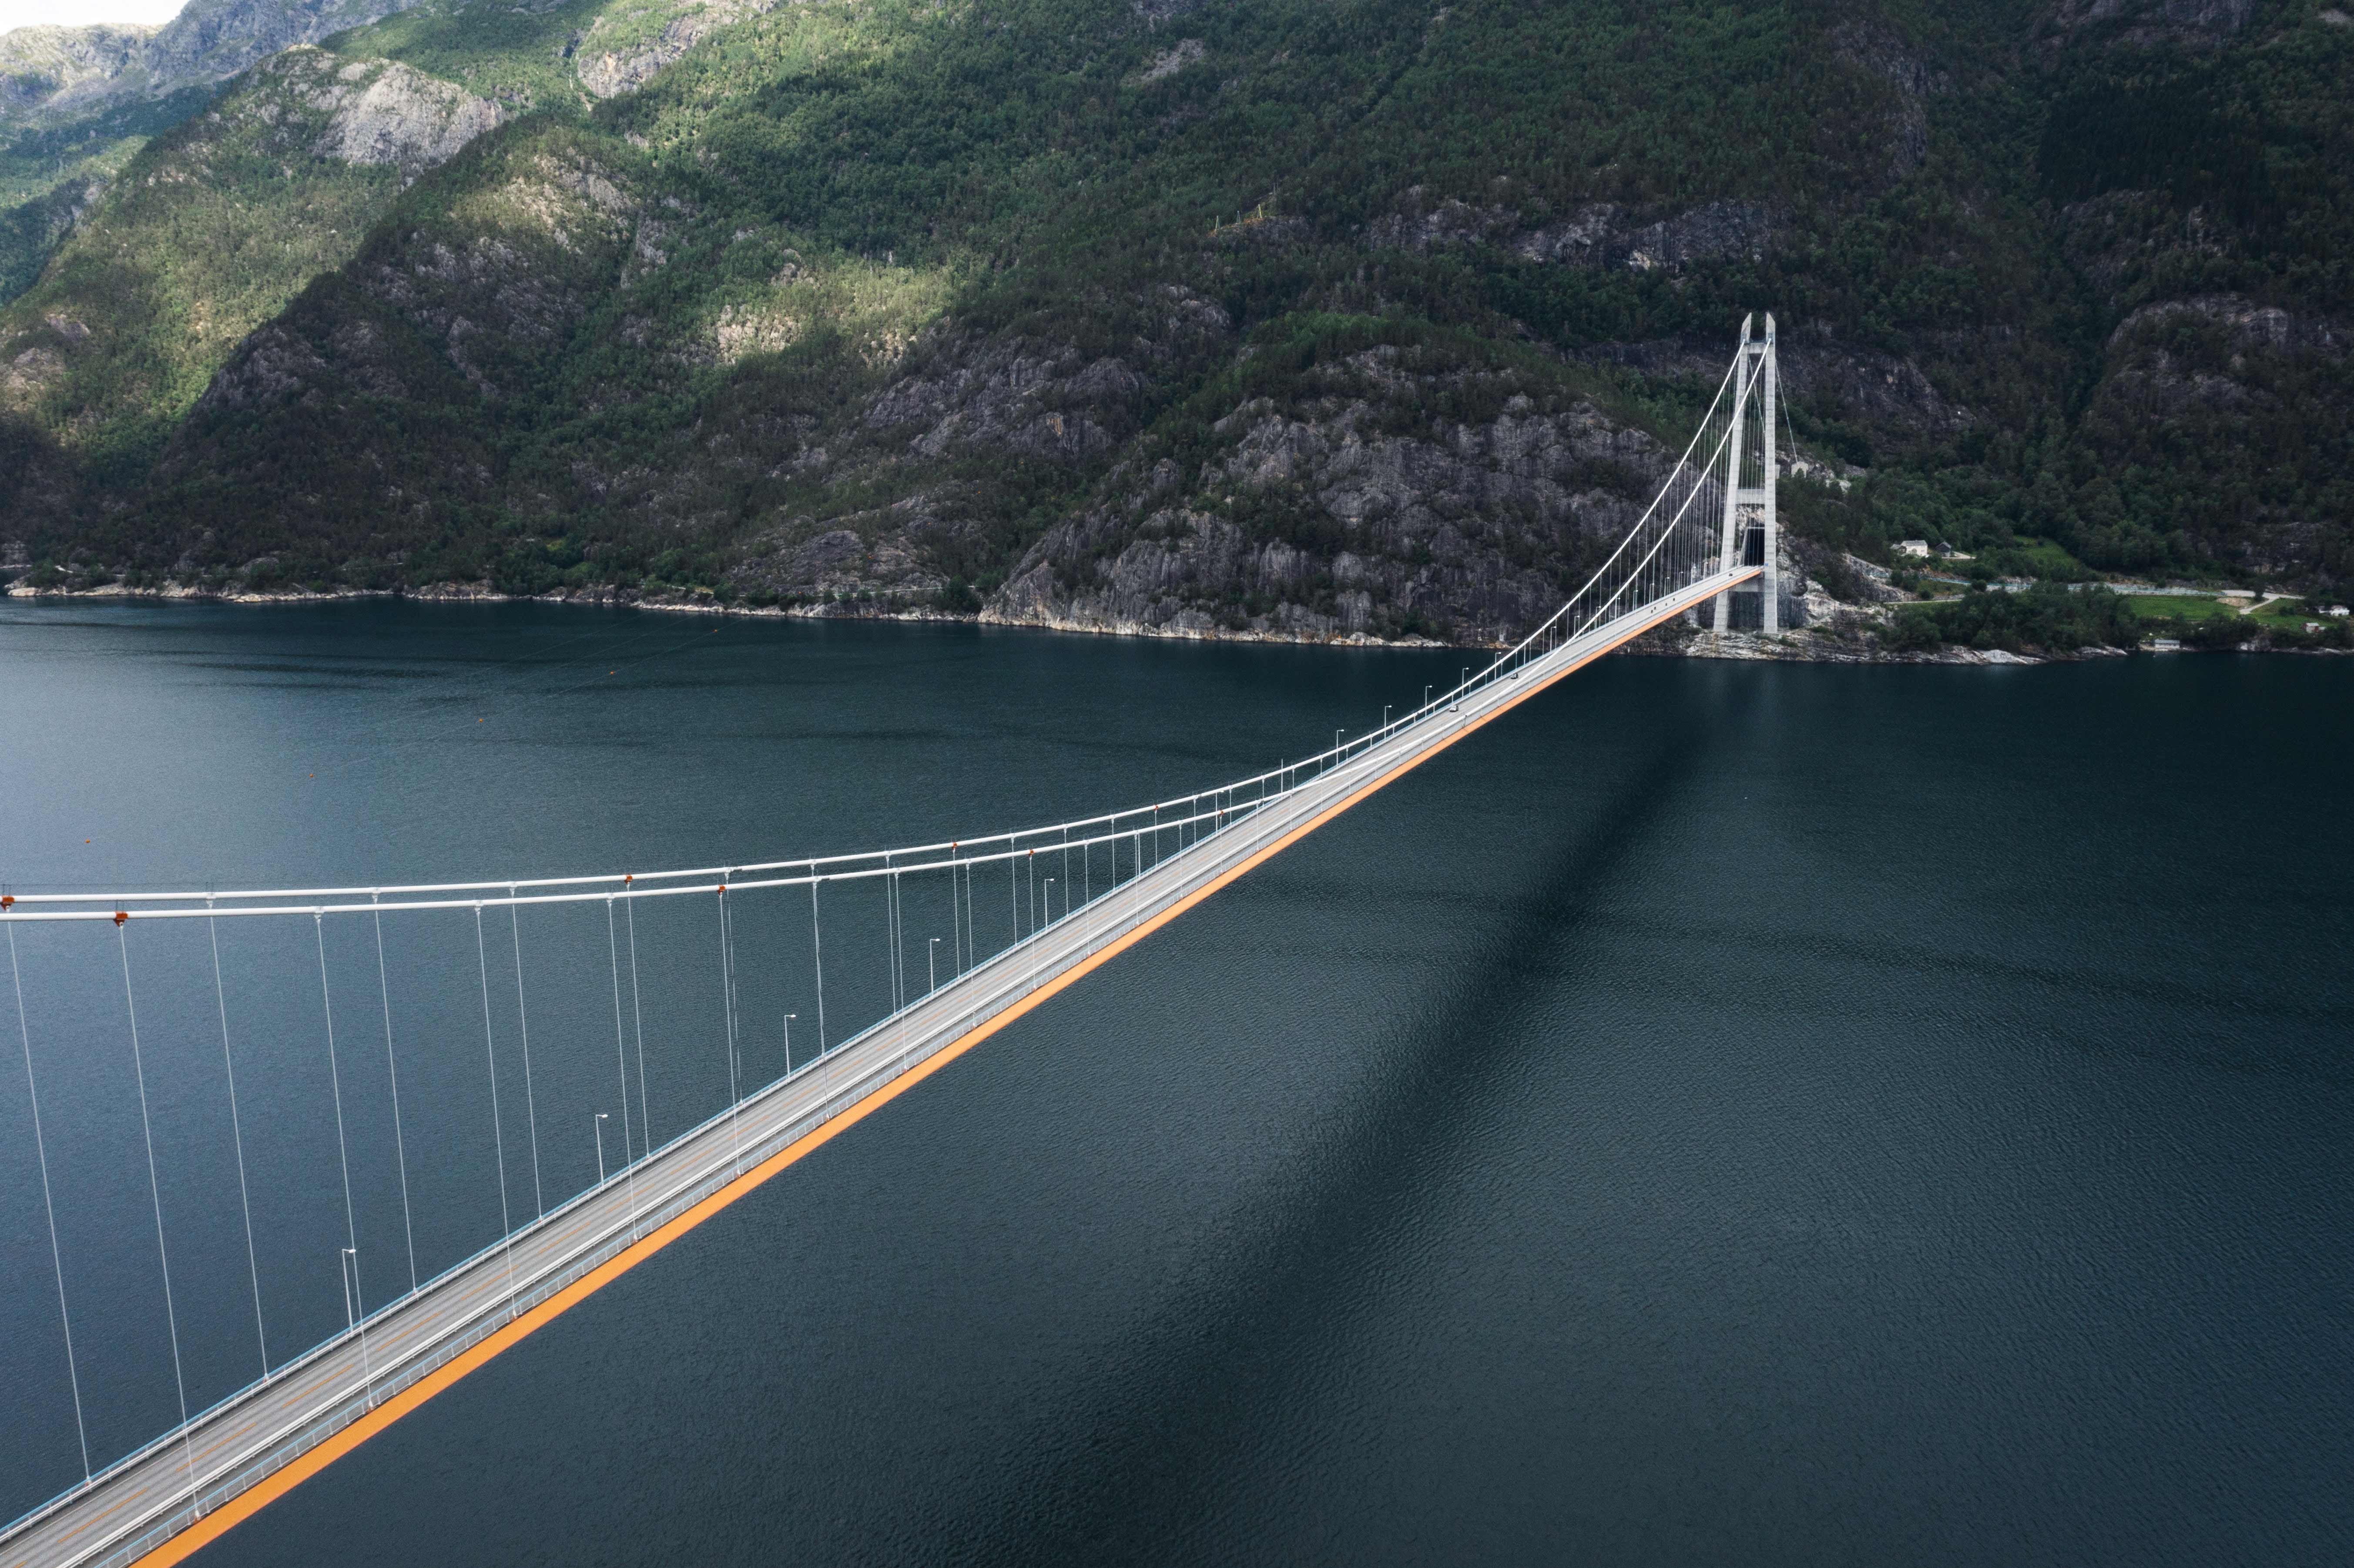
<box><xmin>2123</xmin><ymin>594</ymin><xmax>2319</xmax><ymax>627</ymax></box>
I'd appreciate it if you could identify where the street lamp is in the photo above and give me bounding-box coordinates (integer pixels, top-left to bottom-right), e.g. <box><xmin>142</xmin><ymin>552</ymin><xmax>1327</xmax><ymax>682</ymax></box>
<box><xmin>1453</xmin><ymin>667</ymin><xmax>1467</xmax><ymax>712</ymax></box>
<box><xmin>1044</xmin><ymin>878</ymin><xmax>1056</xmax><ymax>925</ymax></box>
<box><xmin>339</xmin><ymin>1247</ymin><xmax>359</xmax><ymax>1329</ymax></box>
<box><xmin>928</xmin><ymin>938</ymin><xmax>940</xmax><ymax>994</ymax></box>
<box><xmin>783</xmin><ymin>1013</ymin><xmax>797</xmax><ymax>1073</ymax></box>
<box><xmin>594</xmin><ymin>1112</ymin><xmax>609</xmax><ymax>1184</ymax></box>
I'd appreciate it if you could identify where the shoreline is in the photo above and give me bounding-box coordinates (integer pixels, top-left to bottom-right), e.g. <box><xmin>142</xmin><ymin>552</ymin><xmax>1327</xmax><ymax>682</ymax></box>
<box><xmin>2</xmin><ymin>579</ymin><xmax>2341</xmax><ymax>663</ymax></box>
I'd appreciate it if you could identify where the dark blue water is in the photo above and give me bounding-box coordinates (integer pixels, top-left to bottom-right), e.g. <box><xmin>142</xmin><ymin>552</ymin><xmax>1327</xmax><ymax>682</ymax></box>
<box><xmin>2</xmin><ymin>603</ymin><xmax>2349</xmax><ymax>1566</ymax></box>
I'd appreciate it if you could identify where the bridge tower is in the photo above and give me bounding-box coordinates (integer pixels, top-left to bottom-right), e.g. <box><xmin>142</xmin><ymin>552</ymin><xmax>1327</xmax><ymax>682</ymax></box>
<box><xmin>1711</xmin><ymin>312</ymin><xmax>1780</xmax><ymax>637</ymax></box>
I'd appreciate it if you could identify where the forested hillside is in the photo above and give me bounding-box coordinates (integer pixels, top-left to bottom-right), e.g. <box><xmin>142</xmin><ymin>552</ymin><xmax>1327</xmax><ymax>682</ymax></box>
<box><xmin>1</xmin><ymin>0</ymin><xmax>2347</xmax><ymax>643</ymax></box>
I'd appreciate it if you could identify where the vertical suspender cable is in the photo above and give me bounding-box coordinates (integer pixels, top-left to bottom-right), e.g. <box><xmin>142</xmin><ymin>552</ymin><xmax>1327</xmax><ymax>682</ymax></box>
<box><xmin>716</xmin><ymin>888</ymin><xmax>741</xmax><ymax>1176</ymax></box>
<box><xmin>474</xmin><ymin>908</ymin><xmax>519</xmax><ymax>1320</ymax></box>
<box><xmin>721</xmin><ymin>873</ymin><xmax>745</xmax><ymax>1093</ymax></box>
<box><xmin>10</xmin><ymin>921</ymin><xmax>90</xmax><ymax>1482</ymax></box>
<box><xmin>507</xmin><ymin>892</ymin><xmax>543</xmax><ymax>1216</ymax></box>
<box><xmin>371</xmin><ymin>897</ymin><xmax>417</xmax><ymax>1295</ymax></box>
<box><xmin>809</xmin><ymin>874</ymin><xmax>827</xmax><ymax>1053</ymax></box>
<box><xmin>605</xmin><ymin>900</ymin><xmax>633</xmax><ymax>1163</ymax></box>
<box><xmin>606</xmin><ymin>900</ymin><xmax>641</xmax><ymax>1238</ymax></box>
<box><xmin>118</xmin><ymin>923</ymin><xmax>198</xmax><ymax>1509</ymax></box>
<box><xmin>624</xmin><ymin>891</ymin><xmax>651</xmax><ymax>1154</ymax></box>
<box><xmin>205</xmin><ymin>904</ymin><xmax>268</xmax><ymax>1380</ymax></box>
<box><xmin>882</xmin><ymin>858</ymin><xmax>899</xmax><ymax>1015</ymax></box>
<box><xmin>314</xmin><ymin>915</ymin><xmax>372</xmax><ymax>1404</ymax></box>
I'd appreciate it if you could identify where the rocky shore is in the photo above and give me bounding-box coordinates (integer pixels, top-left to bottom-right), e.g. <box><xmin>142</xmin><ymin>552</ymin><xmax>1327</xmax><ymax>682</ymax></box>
<box><xmin>11</xmin><ymin>572</ymin><xmax>2315</xmax><ymax>664</ymax></box>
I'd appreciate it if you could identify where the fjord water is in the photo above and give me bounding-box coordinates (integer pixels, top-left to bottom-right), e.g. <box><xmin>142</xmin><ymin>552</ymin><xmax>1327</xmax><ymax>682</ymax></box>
<box><xmin>1</xmin><ymin>602</ymin><xmax>2348</xmax><ymax>1566</ymax></box>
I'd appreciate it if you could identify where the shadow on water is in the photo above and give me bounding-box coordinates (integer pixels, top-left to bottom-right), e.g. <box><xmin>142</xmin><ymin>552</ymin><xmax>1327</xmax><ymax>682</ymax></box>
<box><xmin>946</xmin><ymin>736</ymin><xmax>1705</xmax><ymax>1567</ymax></box>
<box><xmin>1631</xmin><ymin>916</ymin><xmax>2354</xmax><ymax>1076</ymax></box>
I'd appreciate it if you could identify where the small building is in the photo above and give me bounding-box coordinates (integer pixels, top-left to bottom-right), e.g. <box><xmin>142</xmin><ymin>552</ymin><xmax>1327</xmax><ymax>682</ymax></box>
<box><xmin>2330</xmin><ymin>606</ymin><xmax>2350</xmax><ymax>617</ymax></box>
<box><xmin>2149</xmin><ymin>638</ymin><xmax>2182</xmax><ymax>652</ymax></box>
<box><xmin>1895</xmin><ymin>539</ymin><xmax>1931</xmax><ymax>558</ymax></box>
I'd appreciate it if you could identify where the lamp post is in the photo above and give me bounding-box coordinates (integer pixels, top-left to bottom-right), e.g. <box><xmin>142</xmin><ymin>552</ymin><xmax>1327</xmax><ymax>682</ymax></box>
<box><xmin>594</xmin><ymin>1112</ymin><xmax>608</xmax><ymax>1185</ymax></box>
<box><xmin>783</xmin><ymin>1013</ymin><xmax>797</xmax><ymax>1074</ymax></box>
<box><xmin>339</xmin><ymin>1248</ymin><xmax>358</xmax><ymax>1330</ymax></box>
<box><xmin>1044</xmin><ymin>879</ymin><xmax>1056</xmax><ymax>925</ymax></box>
<box><xmin>928</xmin><ymin>938</ymin><xmax>940</xmax><ymax>994</ymax></box>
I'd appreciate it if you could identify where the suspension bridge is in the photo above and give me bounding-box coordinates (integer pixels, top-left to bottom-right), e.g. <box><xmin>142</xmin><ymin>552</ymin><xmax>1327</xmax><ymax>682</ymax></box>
<box><xmin>1</xmin><ymin>318</ymin><xmax>1784</xmax><ymax>1568</ymax></box>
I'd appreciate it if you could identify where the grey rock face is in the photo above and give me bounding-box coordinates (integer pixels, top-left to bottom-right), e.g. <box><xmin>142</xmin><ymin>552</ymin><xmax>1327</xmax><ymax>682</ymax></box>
<box><xmin>1363</xmin><ymin>191</ymin><xmax>1517</xmax><ymax>252</ymax></box>
<box><xmin>1585</xmin><ymin>333</ymin><xmax>1975</xmax><ymax>444</ymax></box>
<box><xmin>0</xmin><ymin>0</ymin><xmax>435</xmax><ymax>128</ymax></box>
<box><xmin>308</xmin><ymin>58</ymin><xmax>503</xmax><ymax>178</ymax></box>
<box><xmin>727</xmin><ymin>506</ymin><xmax>955</xmax><ymax>603</ymax></box>
<box><xmin>2109</xmin><ymin>294</ymin><xmax>2346</xmax><ymax>361</ymax></box>
<box><xmin>985</xmin><ymin>348</ymin><xmax>1680</xmax><ymax>646</ymax></box>
<box><xmin>866</xmin><ymin>341</ymin><xmax>1144</xmax><ymax>463</ymax></box>
<box><xmin>2086</xmin><ymin>294</ymin><xmax>2346</xmax><ymax>428</ymax></box>
<box><xmin>574</xmin><ymin>0</ymin><xmax>771</xmax><ymax>99</ymax></box>
<box><xmin>2041</xmin><ymin>0</ymin><xmax>2257</xmax><ymax>50</ymax></box>
<box><xmin>1366</xmin><ymin>187</ymin><xmax>1774</xmax><ymax>275</ymax></box>
<box><xmin>1518</xmin><ymin>201</ymin><xmax>1773</xmax><ymax>272</ymax></box>
<box><xmin>1138</xmin><ymin>39</ymin><xmax>1206</xmax><ymax>81</ymax></box>
<box><xmin>0</xmin><ymin>24</ymin><xmax>156</xmax><ymax>121</ymax></box>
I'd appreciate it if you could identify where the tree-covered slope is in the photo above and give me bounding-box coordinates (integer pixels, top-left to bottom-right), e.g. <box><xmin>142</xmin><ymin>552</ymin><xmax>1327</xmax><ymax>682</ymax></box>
<box><xmin>4</xmin><ymin>0</ymin><xmax>2349</xmax><ymax>634</ymax></box>
<box><xmin>0</xmin><ymin>49</ymin><xmax>503</xmax><ymax>494</ymax></box>
<box><xmin>0</xmin><ymin>0</ymin><xmax>456</xmax><ymax>304</ymax></box>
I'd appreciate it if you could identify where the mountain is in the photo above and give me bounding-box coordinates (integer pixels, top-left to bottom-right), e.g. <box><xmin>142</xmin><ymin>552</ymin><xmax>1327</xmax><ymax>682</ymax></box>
<box><xmin>2</xmin><ymin>0</ymin><xmax>2348</xmax><ymax>644</ymax></box>
<box><xmin>0</xmin><ymin>0</ymin><xmax>441</xmax><ymax>298</ymax></box>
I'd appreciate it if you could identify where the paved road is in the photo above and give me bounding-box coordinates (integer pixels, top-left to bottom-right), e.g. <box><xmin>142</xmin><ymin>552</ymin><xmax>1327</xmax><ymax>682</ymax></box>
<box><xmin>0</xmin><ymin>568</ymin><xmax>1754</xmax><ymax>1568</ymax></box>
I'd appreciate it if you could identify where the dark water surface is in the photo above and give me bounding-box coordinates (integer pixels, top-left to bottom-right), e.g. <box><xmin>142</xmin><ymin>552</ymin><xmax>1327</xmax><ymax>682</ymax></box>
<box><xmin>2</xmin><ymin>602</ymin><xmax>2349</xmax><ymax>1566</ymax></box>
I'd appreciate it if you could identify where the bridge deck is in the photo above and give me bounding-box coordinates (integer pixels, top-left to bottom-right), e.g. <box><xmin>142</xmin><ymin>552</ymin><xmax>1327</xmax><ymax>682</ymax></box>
<box><xmin>1</xmin><ymin>568</ymin><xmax>1755</xmax><ymax>1568</ymax></box>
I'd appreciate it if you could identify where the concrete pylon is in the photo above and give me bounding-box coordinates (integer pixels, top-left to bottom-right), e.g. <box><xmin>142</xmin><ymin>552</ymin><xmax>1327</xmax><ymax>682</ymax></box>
<box><xmin>1712</xmin><ymin>315</ymin><xmax>1751</xmax><ymax>637</ymax></box>
<box><xmin>1710</xmin><ymin>313</ymin><xmax>1779</xmax><ymax>638</ymax></box>
<box><xmin>1759</xmin><ymin>312</ymin><xmax>1780</xmax><ymax>634</ymax></box>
